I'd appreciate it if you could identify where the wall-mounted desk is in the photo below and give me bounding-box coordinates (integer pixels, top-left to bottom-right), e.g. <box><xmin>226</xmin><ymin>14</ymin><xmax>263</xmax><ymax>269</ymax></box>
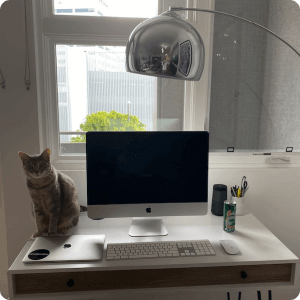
<box><xmin>7</xmin><ymin>211</ymin><xmax>299</xmax><ymax>300</ymax></box>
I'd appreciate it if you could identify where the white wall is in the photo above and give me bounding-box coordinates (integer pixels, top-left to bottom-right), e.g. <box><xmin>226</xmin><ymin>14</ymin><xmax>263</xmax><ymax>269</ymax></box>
<box><xmin>0</xmin><ymin>0</ymin><xmax>300</xmax><ymax>300</ymax></box>
<box><xmin>0</xmin><ymin>0</ymin><xmax>39</xmax><ymax>298</ymax></box>
<box><xmin>0</xmin><ymin>153</ymin><xmax>9</xmax><ymax>300</ymax></box>
<box><xmin>260</xmin><ymin>0</ymin><xmax>300</xmax><ymax>150</ymax></box>
<box><xmin>209</xmin><ymin>0</ymin><xmax>270</xmax><ymax>151</ymax></box>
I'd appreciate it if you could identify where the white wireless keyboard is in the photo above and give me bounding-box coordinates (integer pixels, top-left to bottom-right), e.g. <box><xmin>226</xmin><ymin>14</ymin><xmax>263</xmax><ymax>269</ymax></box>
<box><xmin>106</xmin><ymin>239</ymin><xmax>215</xmax><ymax>260</ymax></box>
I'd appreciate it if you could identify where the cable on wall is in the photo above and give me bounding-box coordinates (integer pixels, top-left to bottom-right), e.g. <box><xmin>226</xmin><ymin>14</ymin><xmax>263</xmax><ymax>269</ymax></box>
<box><xmin>24</xmin><ymin>0</ymin><xmax>30</xmax><ymax>91</ymax></box>
<box><xmin>0</xmin><ymin>69</ymin><xmax>5</xmax><ymax>89</ymax></box>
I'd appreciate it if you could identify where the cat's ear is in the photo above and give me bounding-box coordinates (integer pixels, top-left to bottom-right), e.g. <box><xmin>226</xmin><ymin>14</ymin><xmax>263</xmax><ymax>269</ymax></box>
<box><xmin>41</xmin><ymin>148</ymin><xmax>51</xmax><ymax>161</ymax></box>
<box><xmin>18</xmin><ymin>151</ymin><xmax>29</xmax><ymax>163</ymax></box>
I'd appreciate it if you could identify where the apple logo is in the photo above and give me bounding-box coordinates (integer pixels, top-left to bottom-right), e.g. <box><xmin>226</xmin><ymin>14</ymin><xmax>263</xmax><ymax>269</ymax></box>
<box><xmin>146</xmin><ymin>207</ymin><xmax>151</xmax><ymax>213</ymax></box>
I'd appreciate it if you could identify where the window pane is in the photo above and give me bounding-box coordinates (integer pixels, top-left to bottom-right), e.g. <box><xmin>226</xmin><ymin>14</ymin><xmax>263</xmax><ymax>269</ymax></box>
<box><xmin>56</xmin><ymin>45</ymin><xmax>156</xmax><ymax>155</ymax></box>
<box><xmin>209</xmin><ymin>0</ymin><xmax>300</xmax><ymax>153</ymax></box>
<box><xmin>53</xmin><ymin>0</ymin><xmax>158</xmax><ymax>18</ymax></box>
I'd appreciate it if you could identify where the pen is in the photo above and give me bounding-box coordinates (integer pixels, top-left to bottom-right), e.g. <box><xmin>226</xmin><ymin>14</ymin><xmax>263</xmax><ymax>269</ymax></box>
<box><xmin>253</xmin><ymin>153</ymin><xmax>271</xmax><ymax>155</ymax></box>
<box><xmin>231</xmin><ymin>187</ymin><xmax>236</xmax><ymax>197</ymax></box>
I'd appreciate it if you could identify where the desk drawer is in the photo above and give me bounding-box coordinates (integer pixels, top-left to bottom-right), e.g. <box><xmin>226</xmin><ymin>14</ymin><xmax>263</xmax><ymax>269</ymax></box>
<box><xmin>14</xmin><ymin>263</ymin><xmax>292</xmax><ymax>295</ymax></box>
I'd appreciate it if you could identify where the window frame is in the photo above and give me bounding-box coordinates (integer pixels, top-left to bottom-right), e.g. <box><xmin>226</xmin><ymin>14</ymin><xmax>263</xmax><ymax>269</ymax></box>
<box><xmin>33</xmin><ymin>0</ymin><xmax>165</xmax><ymax>170</ymax></box>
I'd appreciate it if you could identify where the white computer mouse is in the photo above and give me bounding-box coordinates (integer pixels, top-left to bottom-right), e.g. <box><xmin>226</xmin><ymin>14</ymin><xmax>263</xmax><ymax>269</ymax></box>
<box><xmin>220</xmin><ymin>240</ymin><xmax>240</xmax><ymax>255</ymax></box>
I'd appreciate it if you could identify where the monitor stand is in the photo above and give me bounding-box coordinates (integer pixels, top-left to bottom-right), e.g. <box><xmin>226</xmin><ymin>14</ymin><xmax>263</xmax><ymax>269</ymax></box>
<box><xmin>128</xmin><ymin>217</ymin><xmax>168</xmax><ymax>237</ymax></box>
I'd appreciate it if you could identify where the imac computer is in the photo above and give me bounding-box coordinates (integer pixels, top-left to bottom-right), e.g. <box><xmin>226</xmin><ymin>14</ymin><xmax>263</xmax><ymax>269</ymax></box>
<box><xmin>86</xmin><ymin>131</ymin><xmax>209</xmax><ymax>237</ymax></box>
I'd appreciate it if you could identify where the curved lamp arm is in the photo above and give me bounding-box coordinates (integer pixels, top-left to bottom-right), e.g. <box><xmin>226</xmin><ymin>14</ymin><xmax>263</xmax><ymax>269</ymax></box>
<box><xmin>125</xmin><ymin>6</ymin><xmax>300</xmax><ymax>80</ymax></box>
<box><xmin>169</xmin><ymin>6</ymin><xmax>300</xmax><ymax>58</ymax></box>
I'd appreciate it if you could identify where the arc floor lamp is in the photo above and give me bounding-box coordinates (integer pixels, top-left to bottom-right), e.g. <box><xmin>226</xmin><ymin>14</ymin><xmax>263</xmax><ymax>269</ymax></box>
<box><xmin>125</xmin><ymin>6</ymin><xmax>300</xmax><ymax>81</ymax></box>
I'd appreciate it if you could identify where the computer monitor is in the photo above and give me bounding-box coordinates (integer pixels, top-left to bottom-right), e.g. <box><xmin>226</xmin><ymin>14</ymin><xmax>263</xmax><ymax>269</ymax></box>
<box><xmin>86</xmin><ymin>131</ymin><xmax>209</xmax><ymax>236</ymax></box>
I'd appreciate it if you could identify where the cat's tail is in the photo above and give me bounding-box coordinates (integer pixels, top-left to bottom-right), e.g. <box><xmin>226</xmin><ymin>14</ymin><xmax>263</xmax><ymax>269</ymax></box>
<box><xmin>80</xmin><ymin>205</ymin><xmax>87</xmax><ymax>212</ymax></box>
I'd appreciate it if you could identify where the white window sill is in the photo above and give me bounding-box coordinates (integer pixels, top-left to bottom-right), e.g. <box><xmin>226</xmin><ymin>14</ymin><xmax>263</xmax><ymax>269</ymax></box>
<box><xmin>209</xmin><ymin>152</ymin><xmax>300</xmax><ymax>169</ymax></box>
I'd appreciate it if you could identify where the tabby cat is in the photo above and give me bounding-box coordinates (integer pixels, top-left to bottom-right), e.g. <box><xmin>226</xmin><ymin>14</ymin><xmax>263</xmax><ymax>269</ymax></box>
<box><xmin>19</xmin><ymin>148</ymin><xmax>87</xmax><ymax>238</ymax></box>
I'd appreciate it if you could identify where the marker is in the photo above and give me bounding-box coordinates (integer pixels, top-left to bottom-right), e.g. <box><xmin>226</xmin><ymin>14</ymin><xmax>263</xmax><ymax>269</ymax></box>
<box><xmin>253</xmin><ymin>153</ymin><xmax>271</xmax><ymax>155</ymax></box>
<box><xmin>257</xmin><ymin>291</ymin><xmax>261</xmax><ymax>300</ymax></box>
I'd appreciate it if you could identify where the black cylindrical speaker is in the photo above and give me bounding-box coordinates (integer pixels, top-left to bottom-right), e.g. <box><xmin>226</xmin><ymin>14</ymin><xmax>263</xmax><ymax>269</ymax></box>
<box><xmin>211</xmin><ymin>184</ymin><xmax>227</xmax><ymax>216</ymax></box>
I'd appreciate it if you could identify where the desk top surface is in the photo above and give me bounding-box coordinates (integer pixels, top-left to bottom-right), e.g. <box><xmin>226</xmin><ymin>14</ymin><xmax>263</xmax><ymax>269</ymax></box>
<box><xmin>8</xmin><ymin>211</ymin><xmax>299</xmax><ymax>275</ymax></box>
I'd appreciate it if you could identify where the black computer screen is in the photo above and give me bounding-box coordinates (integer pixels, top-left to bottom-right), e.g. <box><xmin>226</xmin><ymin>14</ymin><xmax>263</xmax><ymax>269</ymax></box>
<box><xmin>86</xmin><ymin>131</ymin><xmax>208</xmax><ymax>205</ymax></box>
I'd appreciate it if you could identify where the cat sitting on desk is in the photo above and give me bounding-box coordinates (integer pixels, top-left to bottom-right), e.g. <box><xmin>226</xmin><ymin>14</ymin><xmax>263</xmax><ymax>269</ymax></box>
<box><xmin>19</xmin><ymin>148</ymin><xmax>87</xmax><ymax>238</ymax></box>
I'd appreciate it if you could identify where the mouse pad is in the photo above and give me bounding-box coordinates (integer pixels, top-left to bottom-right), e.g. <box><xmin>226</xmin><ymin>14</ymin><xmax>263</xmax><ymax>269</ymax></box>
<box><xmin>22</xmin><ymin>234</ymin><xmax>105</xmax><ymax>263</ymax></box>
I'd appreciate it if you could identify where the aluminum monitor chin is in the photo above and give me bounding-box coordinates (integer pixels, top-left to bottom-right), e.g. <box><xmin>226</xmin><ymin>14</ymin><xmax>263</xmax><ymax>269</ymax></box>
<box><xmin>86</xmin><ymin>131</ymin><xmax>208</xmax><ymax>236</ymax></box>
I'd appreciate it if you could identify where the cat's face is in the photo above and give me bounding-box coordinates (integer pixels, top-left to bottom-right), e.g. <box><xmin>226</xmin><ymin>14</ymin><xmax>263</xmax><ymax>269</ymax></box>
<box><xmin>19</xmin><ymin>148</ymin><xmax>51</xmax><ymax>179</ymax></box>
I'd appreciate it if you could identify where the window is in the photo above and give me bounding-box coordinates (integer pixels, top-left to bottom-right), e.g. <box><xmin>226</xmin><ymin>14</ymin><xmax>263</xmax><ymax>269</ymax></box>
<box><xmin>33</xmin><ymin>0</ymin><xmax>209</xmax><ymax>170</ymax></box>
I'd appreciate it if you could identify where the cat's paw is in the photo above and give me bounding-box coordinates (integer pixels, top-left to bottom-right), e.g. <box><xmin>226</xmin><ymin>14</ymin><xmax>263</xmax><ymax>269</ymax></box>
<box><xmin>57</xmin><ymin>228</ymin><xmax>69</xmax><ymax>235</ymax></box>
<box><xmin>33</xmin><ymin>231</ymin><xmax>43</xmax><ymax>238</ymax></box>
<box><xmin>48</xmin><ymin>231</ymin><xmax>57</xmax><ymax>236</ymax></box>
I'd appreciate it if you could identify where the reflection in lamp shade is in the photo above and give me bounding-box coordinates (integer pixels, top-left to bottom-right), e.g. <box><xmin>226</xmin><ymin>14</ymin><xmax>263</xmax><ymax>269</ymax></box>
<box><xmin>125</xmin><ymin>11</ymin><xmax>205</xmax><ymax>81</ymax></box>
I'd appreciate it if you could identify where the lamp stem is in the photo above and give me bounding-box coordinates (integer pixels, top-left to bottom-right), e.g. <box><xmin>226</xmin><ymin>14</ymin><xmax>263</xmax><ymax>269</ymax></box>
<box><xmin>169</xmin><ymin>6</ymin><xmax>300</xmax><ymax>58</ymax></box>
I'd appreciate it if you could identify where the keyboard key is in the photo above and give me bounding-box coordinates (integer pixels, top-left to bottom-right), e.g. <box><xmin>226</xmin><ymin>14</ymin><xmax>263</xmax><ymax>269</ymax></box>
<box><xmin>106</xmin><ymin>256</ymin><xmax>120</xmax><ymax>260</ymax></box>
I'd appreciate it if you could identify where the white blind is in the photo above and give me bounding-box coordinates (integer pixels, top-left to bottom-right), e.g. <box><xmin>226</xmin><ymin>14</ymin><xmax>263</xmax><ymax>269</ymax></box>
<box><xmin>209</xmin><ymin>0</ymin><xmax>300</xmax><ymax>152</ymax></box>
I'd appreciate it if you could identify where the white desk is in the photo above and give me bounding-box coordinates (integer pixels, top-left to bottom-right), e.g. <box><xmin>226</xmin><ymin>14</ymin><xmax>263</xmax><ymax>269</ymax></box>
<box><xmin>7</xmin><ymin>211</ymin><xmax>300</xmax><ymax>300</ymax></box>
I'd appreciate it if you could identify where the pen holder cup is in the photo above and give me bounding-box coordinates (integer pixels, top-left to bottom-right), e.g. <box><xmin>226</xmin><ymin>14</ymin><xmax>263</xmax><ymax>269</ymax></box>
<box><xmin>231</xmin><ymin>196</ymin><xmax>247</xmax><ymax>216</ymax></box>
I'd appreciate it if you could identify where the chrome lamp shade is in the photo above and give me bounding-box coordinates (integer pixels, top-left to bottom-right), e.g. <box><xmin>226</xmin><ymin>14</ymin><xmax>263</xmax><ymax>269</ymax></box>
<box><xmin>125</xmin><ymin>11</ymin><xmax>205</xmax><ymax>81</ymax></box>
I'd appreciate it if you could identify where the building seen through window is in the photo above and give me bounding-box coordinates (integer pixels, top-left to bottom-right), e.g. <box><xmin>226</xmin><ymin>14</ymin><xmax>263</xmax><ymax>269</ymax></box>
<box><xmin>53</xmin><ymin>0</ymin><xmax>158</xmax><ymax>18</ymax></box>
<box><xmin>56</xmin><ymin>45</ymin><xmax>156</xmax><ymax>144</ymax></box>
